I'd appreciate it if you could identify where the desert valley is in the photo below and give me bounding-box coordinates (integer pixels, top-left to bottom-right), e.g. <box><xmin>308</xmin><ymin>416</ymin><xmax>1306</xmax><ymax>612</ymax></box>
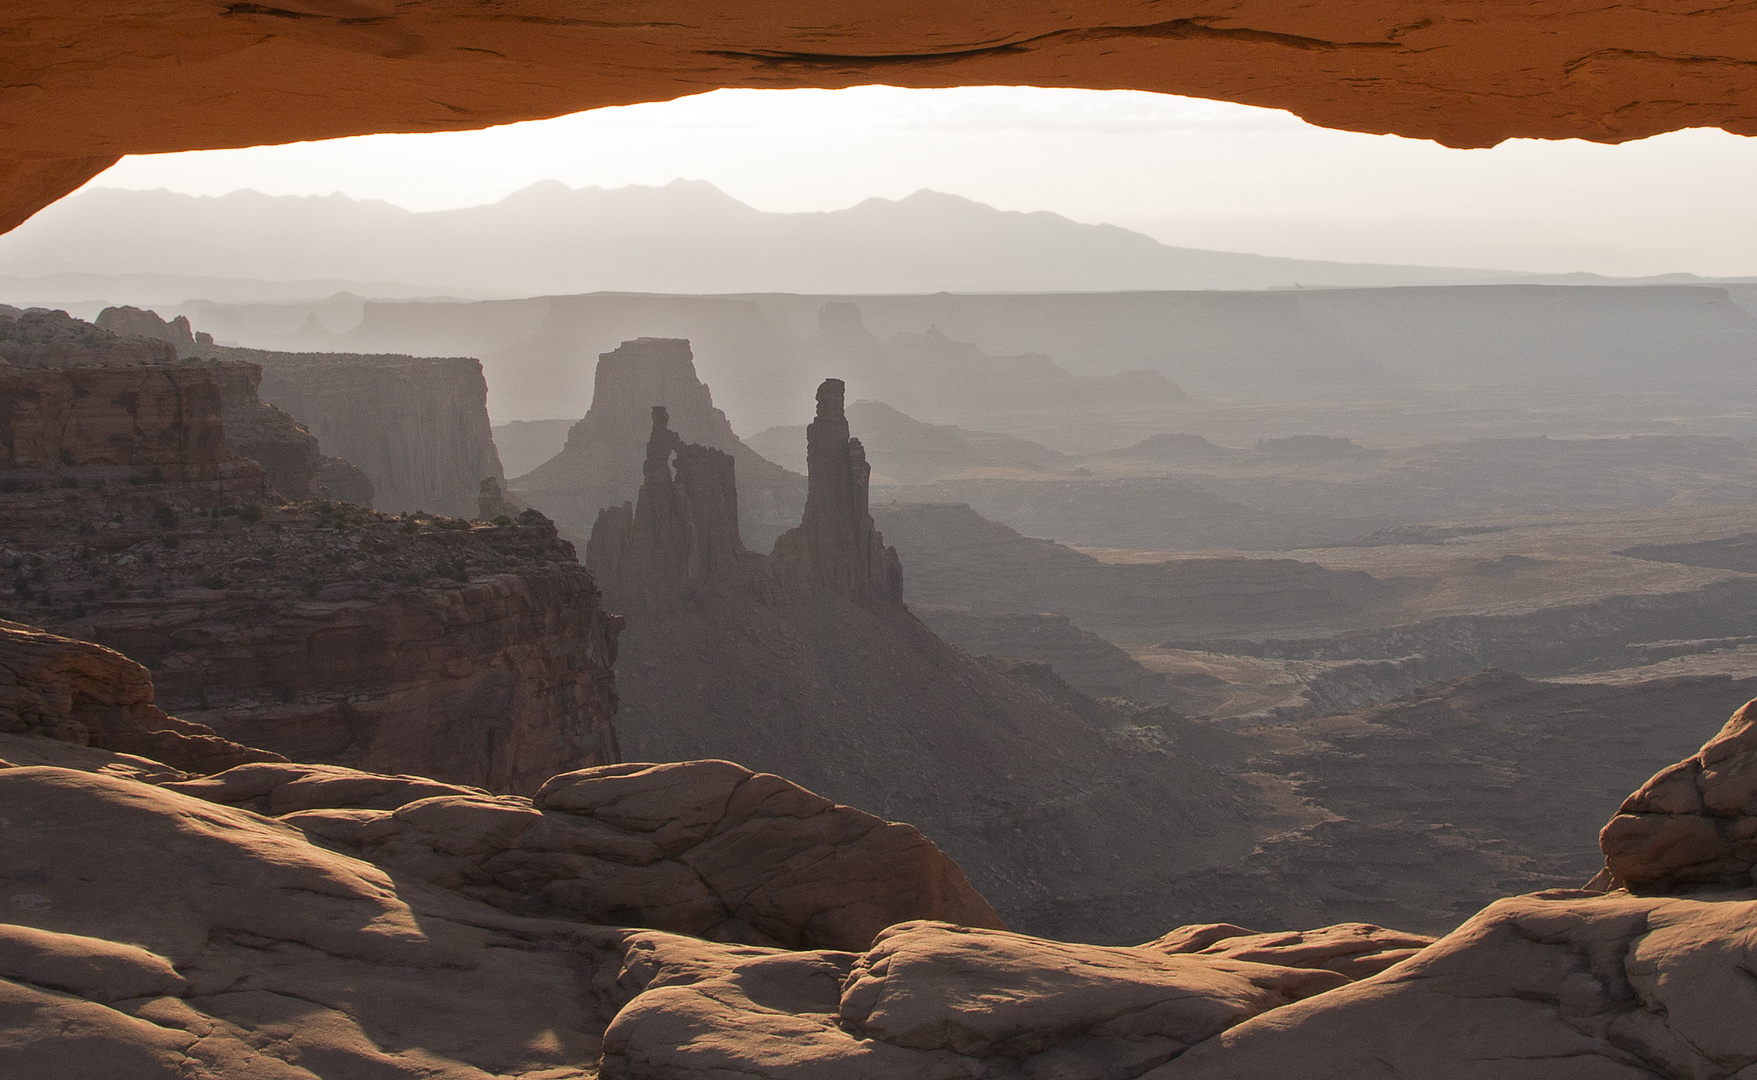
<box><xmin>6</xmin><ymin>6</ymin><xmax>1757</xmax><ymax>1077</ymax></box>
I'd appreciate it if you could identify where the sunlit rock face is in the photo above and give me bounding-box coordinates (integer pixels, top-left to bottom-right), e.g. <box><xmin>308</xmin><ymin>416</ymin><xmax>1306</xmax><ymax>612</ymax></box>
<box><xmin>7</xmin><ymin>1</ymin><xmax>1757</xmax><ymax>231</ymax></box>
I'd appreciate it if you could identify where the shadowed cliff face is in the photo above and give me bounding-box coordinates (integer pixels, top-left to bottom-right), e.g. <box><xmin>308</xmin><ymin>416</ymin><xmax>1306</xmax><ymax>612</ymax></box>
<box><xmin>219</xmin><ymin>347</ymin><xmax>503</xmax><ymax>519</ymax></box>
<box><xmin>1</xmin><ymin>317</ymin><xmax>624</xmax><ymax>794</ymax></box>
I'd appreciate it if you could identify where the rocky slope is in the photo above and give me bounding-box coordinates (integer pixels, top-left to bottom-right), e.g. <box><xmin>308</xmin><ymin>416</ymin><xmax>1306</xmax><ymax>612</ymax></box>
<box><xmin>221</xmin><ymin>345</ymin><xmax>505</xmax><ymax>519</ymax></box>
<box><xmin>517</xmin><ymin>337</ymin><xmax>806</xmax><ymax>552</ymax></box>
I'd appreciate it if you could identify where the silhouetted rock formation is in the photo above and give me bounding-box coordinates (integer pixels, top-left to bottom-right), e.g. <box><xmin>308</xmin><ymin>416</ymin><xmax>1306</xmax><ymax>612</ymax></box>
<box><xmin>220</xmin><ymin>346</ymin><xmax>505</xmax><ymax>518</ymax></box>
<box><xmin>589</xmin><ymin>387</ymin><xmax>902</xmax><ymax>614</ymax></box>
<box><xmin>1</xmin><ymin>620</ymin><xmax>280</xmax><ymax>774</ymax></box>
<box><xmin>93</xmin><ymin>304</ymin><xmax>217</xmax><ymax>359</ymax></box>
<box><xmin>514</xmin><ymin>337</ymin><xmax>805</xmax><ymax>551</ymax></box>
<box><xmin>770</xmin><ymin>379</ymin><xmax>903</xmax><ymax>608</ymax></box>
<box><xmin>586</xmin><ymin>406</ymin><xmax>754</xmax><ymax>610</ymax></box>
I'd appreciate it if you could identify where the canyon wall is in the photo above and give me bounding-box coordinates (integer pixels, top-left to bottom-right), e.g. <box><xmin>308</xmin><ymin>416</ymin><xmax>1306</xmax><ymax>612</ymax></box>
<box><xmin>224</xmin><ymin>347</ymin><xmax>504</xmax><ymax>519</ymax></box>
<box><xmin>2</xmin><ymin>313</ymin><xmax>623</xmax><ymax>794</ymax></box>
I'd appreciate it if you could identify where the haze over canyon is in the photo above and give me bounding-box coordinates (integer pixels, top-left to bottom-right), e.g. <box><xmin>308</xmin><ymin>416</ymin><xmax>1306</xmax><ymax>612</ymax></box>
<box><xmin>6</xmin><ymin>8</ymin><xmax>1757</xmax><ymax>1076</ymax></box>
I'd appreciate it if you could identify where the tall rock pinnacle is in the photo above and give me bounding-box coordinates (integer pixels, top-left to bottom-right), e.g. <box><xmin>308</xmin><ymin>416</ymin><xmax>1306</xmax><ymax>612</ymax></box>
<box><xmin>772</xmin><ymin>379</ymin><xmax>904</xmax><ymax>609</ymax></box>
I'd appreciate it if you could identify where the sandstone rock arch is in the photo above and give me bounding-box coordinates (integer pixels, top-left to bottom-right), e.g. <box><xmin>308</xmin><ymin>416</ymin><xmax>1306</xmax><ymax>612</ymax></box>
<box><xmin>6</xmin><ymin>1</ymin><xmax>1757</xmax><ymax>233</ymax></box>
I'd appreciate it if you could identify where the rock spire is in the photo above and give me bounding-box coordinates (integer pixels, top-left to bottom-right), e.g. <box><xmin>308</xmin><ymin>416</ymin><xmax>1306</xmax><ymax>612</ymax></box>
<box><xmin>770</xmin><ymin>378</ymin><xmax>904</xmax><ymax>608</ymax></box>
<box><xmin>585</xmin><ymin>406</ymin><xmax>749</xmax><ymax>609</ymax></box>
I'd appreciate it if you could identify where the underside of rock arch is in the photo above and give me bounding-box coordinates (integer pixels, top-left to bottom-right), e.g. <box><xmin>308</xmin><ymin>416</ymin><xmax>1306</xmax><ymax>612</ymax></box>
<box><xmin>5</xmin><ymin>1</ymin><xmax>1757</xmax><ymax>233</ymax></box>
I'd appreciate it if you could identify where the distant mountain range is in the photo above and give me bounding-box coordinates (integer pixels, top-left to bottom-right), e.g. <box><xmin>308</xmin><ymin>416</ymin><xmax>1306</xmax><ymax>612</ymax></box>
<box><xmin>3</xmin><ymin>180</ymin><xmax>1738</xmax><ymax>302</ymax></box>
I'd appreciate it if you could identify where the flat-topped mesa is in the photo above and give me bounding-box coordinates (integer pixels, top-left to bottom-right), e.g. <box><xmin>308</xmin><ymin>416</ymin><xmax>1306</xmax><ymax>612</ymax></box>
<box><xmin>770</xmin><ymin>379</ymin><xmax>904</xmax><ymax>609</ymax></box>
<box><xmin>586</xmin><ymin>406</ymin><xmax>750</xmax><ymax>610</ymax></box>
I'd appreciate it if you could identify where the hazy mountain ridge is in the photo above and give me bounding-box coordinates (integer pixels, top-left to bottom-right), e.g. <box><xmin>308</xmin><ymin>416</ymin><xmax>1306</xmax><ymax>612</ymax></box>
<box><xmin>0</xmin><ymin>180</ymin><xmax>1682</xmax><ymax>298</ymax></box>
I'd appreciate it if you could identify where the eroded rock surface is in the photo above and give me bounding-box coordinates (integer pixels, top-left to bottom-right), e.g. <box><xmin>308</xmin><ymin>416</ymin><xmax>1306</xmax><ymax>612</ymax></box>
<box><xmin>3</xmin><ymin>324</ymin><xmax>622</xmax><ymax>793</ymax></box>
<box><xmin>599</xmin><ymin>918</ymin><xmax>1432</xmax><ymax>1080</ymax></box>
<box><xmin>1599</xmin><ymin>697</ymin><xmax>1757</xmax><ymax>891</ymax></box>
<box><xmin>587</xmin><ymin>406</ymin><xmax>756</xmax><ymax>610</ymax></box>
<box><xmin>4</xmin><ymin>501</ymin><xmax>621</xmax><ymax>793</ymax></box>
<box><xmin>94</xmin><ymin>305</ymin><xmax>215</xmax><ymax>360</ymax></box>
<box><xmin>0</xmin><ymin>764</ymin><xmax>630</xmax><ymax>1079</ymax></box>
<box><xmin>207</xmin><ymin>758</ymin><xmax>1003</xmax><ymax>952</ymax></box>
<box><xmin>0</xmin><ymin>620</ymin><xmax>277</xmax><ymax>775</ymax></box>
<box><xmin>1151</xmin><ymin>888</ymin><xmax>1757</xmax><ymax>1080</ymax></box>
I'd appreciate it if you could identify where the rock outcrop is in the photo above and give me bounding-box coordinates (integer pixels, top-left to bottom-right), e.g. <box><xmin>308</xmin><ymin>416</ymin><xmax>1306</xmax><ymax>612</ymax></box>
<box><xmin>601</xmin><ymin>919</ymin><xmax>1423</xmax><ymax>1080</ymax></box>
<box><xmin>515</xmin><ymin>337</ymin><xmax>806</xmax><ymax>551</ymax></box>
<box><xmin>1598</xmin><ymin>697</ymin><xmax>1757</xmax><ymax>891</ymax></box>
<box><xmin>2</xmin><ymin>309</ymin><xmax>375</xmax><ymax>506</ymax></box>
<box><xmin>172</xmin><ymin>757</ymin><xmax>1003</xmax><ymax>952</ymax></box>
<box><xmin>1151</xmin><ymin>886</ymin><xmax>1757</xmax><ymax>1080</ymax></box>
<box><xmin>769</xmin><ymin>379</ymin><xmax>904</xmax><ymax>608</ymax></box>
<box><xmin>94</xmin><ymin>305</ymin><xmax>217</xmax><ymax>360</ymax></box>
<box><xmin>586</xmin><ymin>406</ymin><xmax>758</xmax><ymax>610</ymax></box>
<box><xmin>1</xmin><ymin>620</ymin><xmax>278</xmax><ymax>775</ymax></box>
<box><xmin>223</xmin><ymin>346</ymin><xmax>505</xmax><ymax>518</ymax></box>
<box><xmin>204</xmin><ymin>359</ymin><xmax>330</xmax><ymax>501</ymax></box>
<box><xmin>0</xmin><ymin>305</ymin><xmax>174</xmax><ymax>368</ymax></box>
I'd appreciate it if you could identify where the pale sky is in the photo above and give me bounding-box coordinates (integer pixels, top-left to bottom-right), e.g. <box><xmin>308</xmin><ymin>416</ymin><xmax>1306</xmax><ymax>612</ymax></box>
<box><xmin>86</xmin><ymin>85</ymin><xmax>1757</xmax><ymax>279</ymax></box>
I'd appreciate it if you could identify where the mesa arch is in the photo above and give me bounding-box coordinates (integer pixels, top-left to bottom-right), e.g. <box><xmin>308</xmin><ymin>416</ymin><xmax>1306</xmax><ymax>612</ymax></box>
<box><xmin>5</xmin><ymin>0</ymin><xmax>1757</xmax><ymax>234</ymax></box>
